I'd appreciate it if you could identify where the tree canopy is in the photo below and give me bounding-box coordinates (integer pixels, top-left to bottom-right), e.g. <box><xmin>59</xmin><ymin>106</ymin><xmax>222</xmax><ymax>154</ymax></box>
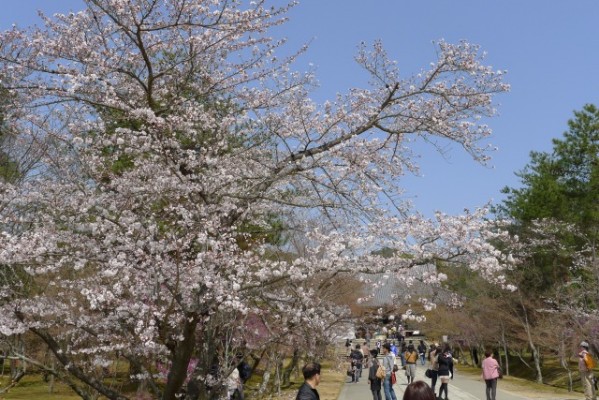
<box><xmin>0</xmin><ymin>1</ymin><xmax>512</xmax><ymax>399</ymax></box>
<box><xmin>498</xmin><ymin>104</ymin><xmax>599</xmax><ymax>294</ymax></box>
<box><xmin>500</xmin><ymin>104</ymin><xmax>599</xmax><ymax>227</ymax></box>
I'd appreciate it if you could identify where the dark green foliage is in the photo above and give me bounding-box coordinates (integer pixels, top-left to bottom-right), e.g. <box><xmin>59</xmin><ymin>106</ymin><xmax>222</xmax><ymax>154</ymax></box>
<box><xmin>499</xmin><ymin>104</ymin><xmax>599</xmax><ymax>227</ymax></box>
<box><xmin>0</xmin><ymin>151</ymin><xmax>20</xmax><ymax>183</ymax></box>
<box><xmin>237</xmin><ymin>213</ymin><xmax>289</xmax><ymax>249</ymax></box>
<box><xmin>496</xmin><ymin>104</ymin><xmax>599</xmax><ymax>294</ymax></box>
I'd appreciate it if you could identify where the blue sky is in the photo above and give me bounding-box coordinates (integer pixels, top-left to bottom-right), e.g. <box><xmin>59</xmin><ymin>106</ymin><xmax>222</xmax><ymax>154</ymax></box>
<box><xmin>2</xmin><ymin>1</ymin><xmax>599</xmax><ymax>216</ymax></box>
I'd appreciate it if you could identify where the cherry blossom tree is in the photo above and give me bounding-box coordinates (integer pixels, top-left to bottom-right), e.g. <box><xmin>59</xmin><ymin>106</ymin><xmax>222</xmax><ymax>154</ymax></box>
<box><xmin>0</xmin><ymin>0</ymin><xmax>512</xmax><ymax>399</ymax></box>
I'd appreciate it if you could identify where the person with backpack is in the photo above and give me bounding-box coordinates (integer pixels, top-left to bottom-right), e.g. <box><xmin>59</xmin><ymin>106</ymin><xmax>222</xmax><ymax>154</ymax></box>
<box><xmin>578</xmin><ymin>341</ymin><xmax>596</xmax><ymax>400</ymax></box>
<box><xmin>351</xmin><ymin>344</ymin><xmax>364</xmax><ymax>382</ymax></box>
<box><xmin>404</xmin><ymin>344</ymin><xmax>419</xmax><ymax>384</ymax></box>
<box><xmin>368</xmin><ymin>357</ymin><xmax>383</xmax><ymax>400</ymax></box>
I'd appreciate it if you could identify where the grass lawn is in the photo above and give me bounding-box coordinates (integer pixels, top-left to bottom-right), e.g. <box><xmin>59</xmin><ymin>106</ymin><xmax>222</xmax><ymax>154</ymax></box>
<box><xmin>0</xmin><ymin>375</ymin><xmax>80</xmax><ymax>400</ymax></box>
<box><xmin>310</xmin><ymin>364</ymin><xmax>345</xmax><ymax>400</ymax></box>
<box><xmin>260</xmin><ymin>359</ymin><xmax>345</xmax><ymax>400</ymax></box>
<box><xmin>0</xmin><ymin>359</ymin><xmax>345</xmax><ymax>400</ymax></box>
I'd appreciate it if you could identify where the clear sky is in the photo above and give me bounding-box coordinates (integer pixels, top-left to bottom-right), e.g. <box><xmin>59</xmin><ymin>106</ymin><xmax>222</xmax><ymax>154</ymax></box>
<box><xmin>2</xmin><ymin>1</ymin><xmax>599</xmax><ymax>217</ymax></box>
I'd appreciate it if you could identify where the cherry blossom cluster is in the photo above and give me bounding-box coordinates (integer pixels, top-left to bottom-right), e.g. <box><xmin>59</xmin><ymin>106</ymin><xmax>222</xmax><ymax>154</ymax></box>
<box><xmin>0</xmin><ymin>0</ymin><xmax>512</xmax><ymax>398</ymax></box>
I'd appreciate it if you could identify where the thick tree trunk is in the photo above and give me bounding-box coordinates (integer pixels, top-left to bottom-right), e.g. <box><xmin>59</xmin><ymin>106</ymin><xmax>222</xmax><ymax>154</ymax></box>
<box><xmin>185</xmin><ymin>322</ymin><xmax>230</xmax><ymax>400</ymax></box>
<box><xmin>163</xmin><ymin>316</ymin><xmax>199</xmax><ymax>400</ymax></box>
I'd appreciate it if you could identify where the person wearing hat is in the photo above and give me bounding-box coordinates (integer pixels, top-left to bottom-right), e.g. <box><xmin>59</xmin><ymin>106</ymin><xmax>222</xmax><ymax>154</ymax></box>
<box><xmin>578</xmin><ymin>341</ymin><xmax>596</xmax><ymax>400</ymax></box>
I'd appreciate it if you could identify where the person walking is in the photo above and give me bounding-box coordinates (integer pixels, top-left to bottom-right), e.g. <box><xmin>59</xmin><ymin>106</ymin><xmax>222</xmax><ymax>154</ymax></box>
<box><xmin>235</xmin><ymin>356</ymin><xmax>252</xmax><ymax>400</ymax></box>
<box><xmin>351</xmin><ymin>344</ymin><xmax>364</xmax><ymax>382</ymax></box>
<box><xmin>578</xmin><ymin>341</ymin><xmax>597</xmax><ymax>400</ymax></box>
<box><xmin>226</xmin><ymin>366</ymin><xmax>242</xmax><ymax>400</ymax></box>
<box><xmin>345</xmin><ymin>339</ymin><xmax>352</xmax><ymax>356</ymax></box>
<box><xmin>382</xmin><ymin>343</ymin><xmax>398</xmax><ymax>400</ymax></box>
<box><xmin>399</xmin><ymin>340</ymin><xmax>407</xmax><ymax>367</ymax></box>
<box><xmin>427</xmin><ymin>343</ymin><xmax>439</xmax><ymax>393</ymax></box>
<box><xmin>363</xmin><ymin>342</ymin><xmax>371</xmax><ymax>369</ymax></box>
<box><xmin>368</xmin><ymin>357</ymin><xmax>383</xmax><ymax>400</ymax></box>
<box><xmin>347</xmin><ymin>359</ymin><xmax>357</xmax><ymax>383</ymax></box>
<box><xmin>418</xmin><ymin>340</ymin><xmax>427</xmax><ymax>365</ymax></box>
<box><xmin>296</xmin><ymin>362</ymin><xmax>321</xmax><ymax>400</ymax></box>
<box><xmin>391</xmin><ymin>342</ymin><xmax>399</xmax><ymax>357</ymax></box>
<box><xmin>404</xmin><ymin>343</ymin><xmax>419</xmax><ymax>384</ymax></box>
<box><xmin>481</xmin><ymin>349</ymin><xmax>501</xmax><ymax>400</ymax></box>
<box><xmin>436</xmin><ymin>344</ymin><xmax>453</xmax><ymax>400</ymax></box>
<box><xmin>402</xmin><ymin>380</ymin><xmax>436</xmax><ymax>400</ymax></box>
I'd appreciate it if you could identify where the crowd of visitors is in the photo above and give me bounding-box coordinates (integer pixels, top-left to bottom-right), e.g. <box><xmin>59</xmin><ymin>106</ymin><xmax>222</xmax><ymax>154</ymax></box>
<box><xmin>343</xmin><ymin>335</ymin><xmax>444</xmax><ymax>400</ymax></box>
<box><xmin>343</xmin><ymin>335</ymin><xmax>496</xmax><ymax>400</ymax></box>
<box><xmin>295</xmin><ymin>337</ymin><xmax>596</xmax><ymax>400</ymax></box>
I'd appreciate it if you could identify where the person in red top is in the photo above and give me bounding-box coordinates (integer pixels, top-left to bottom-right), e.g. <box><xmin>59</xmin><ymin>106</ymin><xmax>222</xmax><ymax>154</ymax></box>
<box><xmin>481</xmin><ymin>350</ymin><xmax>501</xmax><ymax>400</ymax></box>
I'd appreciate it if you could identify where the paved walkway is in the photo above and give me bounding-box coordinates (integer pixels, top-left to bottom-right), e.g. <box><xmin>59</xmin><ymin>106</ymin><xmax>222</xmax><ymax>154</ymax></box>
<box><xmin>336</xmin><ymin>364</ymin><xmax>585</xmax><ymax>400</ymax></box>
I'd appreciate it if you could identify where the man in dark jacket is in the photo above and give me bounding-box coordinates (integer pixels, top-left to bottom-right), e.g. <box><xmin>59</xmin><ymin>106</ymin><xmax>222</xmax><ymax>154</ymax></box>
<box><xmin>350</xmin><ymin>344</ymin><xmax>364</xmax><ymax>381</ymax></box>
<box><xmin>296</xmin><ymin>362</ymin><xmax>321</xmax><ymax>400</ymax></box>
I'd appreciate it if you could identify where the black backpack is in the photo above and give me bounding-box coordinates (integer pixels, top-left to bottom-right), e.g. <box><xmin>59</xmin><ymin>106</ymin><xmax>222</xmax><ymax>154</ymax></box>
<box><xmin>238</xmin><ymin>361</ymin><xmax>252</xmax><ymax>383</ymax></box>
<box><xmin>351</xmin><ymin>350</ymin><xmax>363</xmax><ymax>361</ymax></box>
